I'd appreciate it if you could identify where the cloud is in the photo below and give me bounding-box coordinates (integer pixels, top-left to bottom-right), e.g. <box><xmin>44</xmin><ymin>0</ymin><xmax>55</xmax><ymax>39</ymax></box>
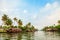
<box><xmin>42</xmin><ymin>2</ymin><xmax>60</xmax><ymax>26</ymax></box>
<box><xmin>32</xmin><ymin>2</ymin><xmax>60</xmax><ymax>29</ymax></box>
<box><xmin>46</xmin><ymin>7</ymin><xmax>60</xmax><ymax>24</ymax></box>
<box><xmin>23</xmin><ymin>10</ymin><xmax>28</xmax><ymax>13</ymax></box>
<box><xmin>0</xmin><ymin>0</ymin><xmax>60</xmax><ymax>29</ymax></box>
<box><xmin>44</xmin><ymin>2</ymin><xmax>60</xmax><ymax>24</ymax></box>
<box><xmin>31</xmin><ymin>14</ymin><xmax>37</xmax><ymax>20</ymax></box>
<box><xmin>40</xmin><ymin>2</ymin><xmax>59</xmax><ymax>13</ymax></box>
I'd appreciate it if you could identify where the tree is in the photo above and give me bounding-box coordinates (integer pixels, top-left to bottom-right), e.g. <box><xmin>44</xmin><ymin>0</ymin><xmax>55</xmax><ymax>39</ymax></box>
<box><xmin>25</xmin><ymin>22</ymin><xmax>31</xmax><ymax>28</ymax></box>
<box><xmin>42</xmin><ymin>26</ymin><xmax>48</xmax><ymax>31</ymax></box>
<box><xmin>14</xmin><ymin>18</ymin><xmax>23</xmax><ymax>26</ymax></box>
<box><xmin>58</xmin><ymin>20</ymin><xmax>60</xmax><ymax>25</ymax></box>
<box><xmin>5</xmin><ymin>19</ymin><xmax>13</xmax><ymax>26</ymax></box>
<box><xmin>13</xmin><ymin>17</ymin><xmax>17</xmax><ymax>22</ymax></box>
<box><xmin>18</xmin><ymin>19</ymin><xmax>23</xmax><ymax>26</ymax></box>
<box><xmin>2</xmin><ymin>14</ymin><xmax>8</xmax><ymax>25</ymax></box>
<box><xmin>31</xmin><ymin>25</ymin><xmax>34</xmax><ymax>29</ymax></box>
<box><xmin>28</xmin><ymin>22</ymin><xmax>31</xmax><ymax>26</ymax></box>
<box><xmin>2</xmin><ymin>14</ymin><xmax>8</xmax><ymax>21</ymax></box>
<box><xmin>27</xmin><ymin>22</ymin><xmax>31</xmax><ymax>27</ymax></box>
<box><xmin>1</xmin><ymin>14</ymin><xmax>13</xmax><ymax>26</ymax></box>
<box><xmin>13</xmin><ymin>17</ymin><xmax>18</xmax><ymax>26</ymax></box>
<box><xmin>13</xmin><ymin>18</ymin><xmax>23</xmax><ymax>28</ymax></box>
<box><xmin>30</xmin><ymin>25</ymin><xmax>35</xmax><ymax>30</ymax></box>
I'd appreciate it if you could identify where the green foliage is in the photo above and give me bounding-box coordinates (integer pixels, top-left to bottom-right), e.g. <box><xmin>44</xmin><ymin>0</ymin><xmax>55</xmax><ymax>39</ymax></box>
<box><xmin>13</xmin><ymin>17</ymin><xmax>17</xmax><ymax>21</ymax></box>
<box><xmin>42</xmin><ymin>22</ymin><xmax>60</xmax><ymax>31</ymax></box>
<box><xmin>14</xmin><ymin>26</ymin><xmax>17</xmax><ymax>28</ymax></box>
<box><xmin>27</xmin><ymin>22</ymin><xmax>31</xmax><ymax>26</ymax></box>
<box><xmin>18</xmin><ymin>19</ymin><xmax>23</xmax><ymax>26</ymax></box>
<box><xmin>0</xmin><ymin>14</ymin><xmax>37</xmax><ymax>32</ymax></box>
<box><xmin>22</xmin><ymin>27</ymin><xmax>26</xmax><ymax>30</ymax></box>
<box><xmin>14</xmin><ymin>17</ymin><xmax>23</xmax><ymax>26</ymax></box>
<box><xmin>5</xmin><ymin>19</ymin><xmax>13</xmax><ymax>25</ymax></box>
<box><xmin>3</xmin><ymin>26</ymin><xmax>11</xmax><ymax>29</ymax></box>
<box><xmin>18</xmin><ymin>26</ymin><xmax>22</xmax><ymax>28</ymax></box>
<box><xmin>21</xmin><ymin>27</ymin><xmax>26</xmax><ymax>31</ymax></box>
<box><xmin>55</xmin><ymin>25</ymin><xmax>60</xmax><ymax>29</ymax></box>
<box><xmin>31</xmin><ymin>25</ymin><xmax>35</xmax><ymax>29</ymax></box>
<box><xmin>2</xmin><ymin>14</ymin><xmax>8</xmax><ymax>21</ymax></box>
<box><xmin>58</xmin><ymin>20</ymin><xmax>60</xmax><ymax>24</ymax></box>
<box><xmin>42</xmin><ymin>26</ymin><xmax>48</xmax><ymax>31</ymax></box>
<box><xmin>2</xmin><ymin>14</ymin><xmax>13</xmax><ymax>26</ymax></box>
<box><xmin>25</xmin><ymin>22</ymin><xmax>31</xmax><ymax>29</ymax></box>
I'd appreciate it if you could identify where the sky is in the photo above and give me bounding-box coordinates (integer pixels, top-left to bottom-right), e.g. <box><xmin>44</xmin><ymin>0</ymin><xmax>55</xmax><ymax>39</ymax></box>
<box><xmin>0</xmin><ymin>0</ymin><xmax>60</xmax><ymax>29</ymax></box>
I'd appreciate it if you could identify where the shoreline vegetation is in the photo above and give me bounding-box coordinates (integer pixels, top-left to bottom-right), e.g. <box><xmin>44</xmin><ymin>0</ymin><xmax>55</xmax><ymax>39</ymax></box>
<box><xmin>0</xmin><ymin>14</ymin><xmax>38</xmax><ymax>33</ymax></box>
<box><xmin>42</xmin><ymin>20</ymin><xmax>60</xmax><ymax>32</ymax></box>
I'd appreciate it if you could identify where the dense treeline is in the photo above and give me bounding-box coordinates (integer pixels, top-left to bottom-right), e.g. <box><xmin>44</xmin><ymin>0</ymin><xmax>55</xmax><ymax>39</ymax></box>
<box><xmin>0</xmin><ymin>14</ymin><xmax>37</xmax><ymax>33</ymax></box>
<box><xmin>42</xmin><ymin>20</ymin><xmax>60</xmax><ymax>31</ymax></box>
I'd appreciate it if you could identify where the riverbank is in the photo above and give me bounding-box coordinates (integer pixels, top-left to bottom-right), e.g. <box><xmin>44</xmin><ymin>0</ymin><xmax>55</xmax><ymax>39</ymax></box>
<box><xmin>0</xmin><ymin>14</ymin><xmax>38</xmax><ymax>33</ymax></box>
<box><xmin>42</xmin><ymin>24</ymin><xmax>60</xmax><ymax>32</ymax></box>
<box><xmin>0</xmin><ymin>27</ymin><xmax>38</xmax><ymax>33</ymax></box>
<box><xmin>42</xmin><ymin>20</ymin><xmax>60</xmax><ymax>32</ymax></box>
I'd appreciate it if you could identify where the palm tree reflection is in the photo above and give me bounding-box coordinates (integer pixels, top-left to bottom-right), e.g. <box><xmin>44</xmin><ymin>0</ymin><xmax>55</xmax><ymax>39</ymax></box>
<box><xmin>0</xmin><ymin>32</ymin><xmax>35</xmax><ymax>40</ymax></box>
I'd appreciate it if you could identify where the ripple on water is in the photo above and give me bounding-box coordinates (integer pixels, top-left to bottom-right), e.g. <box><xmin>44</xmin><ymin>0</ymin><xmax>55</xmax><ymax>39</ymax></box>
<box><xmin>0</xmin><ymin>31</ymin><xmax>60</xmax><ymax>40</ymax></box>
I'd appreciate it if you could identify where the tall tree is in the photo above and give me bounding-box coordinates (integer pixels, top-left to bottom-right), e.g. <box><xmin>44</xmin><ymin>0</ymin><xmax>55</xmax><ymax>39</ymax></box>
<box><xmin>26</xmin><ymin>22</ymin><xmax>31</xmax><ymax>28</ymax></box>
<box><xmin>2</xmin><ymin>14</ymin><xmax>8</xmax><ymax>25</ymax></box>
<box><xmin>18</xmin><ymin>19</ymin><xmax>23</xmax><ymax>26</ymax></box>
<box><xmin>5</xmin><ymin>19</ymin><xmax>13</xmax><ymax>26</ymax></box>
<box><xmin>1</xmin><ymin>14</ymin><xmax>12</xmax><ymax>26</ymax></box>
<box><xmin>13</xmin><ymin>17</ymin><xmax>17</xmax><ymax>22</ymax></box>
<box><xmin>2</xmin><ymin>14</ymin><xmax>8</xmax><ymax>21</ymax></box>
<box><xmin>13</xmin><ymin>17</ymin><xmax>18</xmax><ymax>26</ymax></box>
<box><xmin>13</xmin><ymin>18</ymin><xmax>23</xmax><ymax>28</ymax></box>
<box><xmin>58</xmin><ymin>20</ymin><xmax>60</xmax><ymax>25</ymax></box>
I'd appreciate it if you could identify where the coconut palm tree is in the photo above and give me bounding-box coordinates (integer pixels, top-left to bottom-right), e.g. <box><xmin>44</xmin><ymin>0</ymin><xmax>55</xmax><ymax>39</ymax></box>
<box><xmin>5</xmin><ymin>19</ymin><xmax>13</xmax><ymax>26</ymax></box>
<box><xmin>1</xmin><ymin>14</ymin><xmax>13</xmax><ymax>26</ymax></box>
<box><xmin>13</xmin><ymin>17</ymin><xmax>17</xmax><ymax>22</ymax></box>
<box><xmin>13</xmin><ymin>17</ymin><xmax>18</xmax><ymax>27</ymax></box>
<box><xmin>2</xmin><ymin>14</ymin><xmax>8</xmax><ymax>21</ymax></box>
<box><xmin>14</xmin><ymin>18</ymin><xmax>23</xmax><ymax>28</ymax></box>
<box><xmin>58</xmin><ymin>20</ymin><xmax>60</xmax><ymax>25</ymax></box>
<box><xmin>2</xmin><ymin>14</ymin><xmax>8</xmax><ymax>25</ymax></box>
<box><xmin>25</xmin><ymin>22</ymin><xmax>31</xmax><ymax>29</ymax></box>
<box><xmin>18</xmin><ymin>19</ymin><xmax>23</xmax><ymax>27</ymax></box>
<box><xmin>27</xmin><ymin>22</ymin><xmax>31</xmax><ymax>27</ymax></box>
<box><xmin>1</xmin><ymin>14</ymin><xmax>13</xmax><ymax>28</ymax></box>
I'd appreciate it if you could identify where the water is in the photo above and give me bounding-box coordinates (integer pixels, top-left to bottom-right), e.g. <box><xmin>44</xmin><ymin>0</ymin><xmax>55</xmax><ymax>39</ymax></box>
<box><xmin>0</xmin><ymin>31</ymin><xmax>60</xmax><ymax>40</ymax></box>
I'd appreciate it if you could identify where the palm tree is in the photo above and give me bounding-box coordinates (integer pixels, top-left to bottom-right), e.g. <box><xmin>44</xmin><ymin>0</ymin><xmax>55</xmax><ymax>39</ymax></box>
<box><xmin>18</xmin><ymin>19</ymin><xmax>23</xmax><ymax>26</ymax></box>
<box><xmin>31</xmin><ymin>25</ymin><xmax>34</xmax><ymax>29</ymax></box>
<box><xmin>5</xmin><ymin>19</ymin><xmax>13</xmax><ymax>26</ymax></box>
<box><xmin>14</xmin><ymin>18</ymin><xmax>23</xmax><ymax>28</ymax></box>
<box><xmin>27</xmin><ymin>22</ymin><xmax>31</xmax><ymax>27</ymax></box>
<box><xmin>58</xmin><ymin>20</ymin><xmax>60</xmax><ymax>25</ymax></box>
<box><xmin>1</xmin><ymin>14</ymin><xmax>9</xmax><ymax>25</ymax></box>
<box><xmin>13</xmin><ymin>17</ymin><xmax>18</xmax><ymax>27</ymax></box>
<box><xmin>1</xmin><ymin>14</ymin><xmax>13</xmax><ymax>28</ymax></box>
<box><xmin>2</xmin><ymin>14</ymin><xmax>8</xmax><ymax>21</ymax></box>
<box><xmin>26</xmin><ymin>22</ymin><xmax>31</xmax><ymax>28</ymax></box>
<box><xmin>13</xmin><ymin>17</ymin><xmax>17</xmax><ymax>22</ymax></box>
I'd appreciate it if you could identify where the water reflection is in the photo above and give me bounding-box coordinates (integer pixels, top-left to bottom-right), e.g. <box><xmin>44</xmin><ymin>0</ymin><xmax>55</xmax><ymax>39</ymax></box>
<box><xmin>0</xmin><ymin>31</ymin><xmax>60</xmax><ymax>40</ymax></box>
<box><xmin>44</xmin><ymin>31</ymin><xmax>60</xmax><ymax>40</ymax></box>
<box><xmin>0</xmin><ymin>32</ymin><xmax>34</xmax><ymax>40</ymax></box>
